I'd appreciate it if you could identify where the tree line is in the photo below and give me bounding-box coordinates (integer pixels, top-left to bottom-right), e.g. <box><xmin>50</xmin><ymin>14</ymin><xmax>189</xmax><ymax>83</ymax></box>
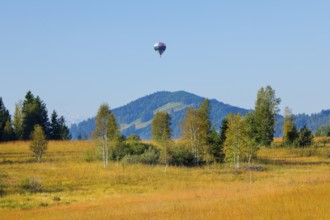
<box><xmin>92</xmin><ymin>85</ymin><xmax>317</xmax><ymax>169</ymax></box>
<box><xmin>1</xmin><ymin>87</ymin><xmax>318</xmax><ymax>166</ymax></box>
<box><xmin>0</xmin><ymin>91</ymin><xmax>70</xmax><ymax>142</ymax></box>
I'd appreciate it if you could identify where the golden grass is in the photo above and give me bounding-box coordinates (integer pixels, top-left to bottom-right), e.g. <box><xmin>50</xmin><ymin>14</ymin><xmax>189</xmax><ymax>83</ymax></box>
<box><xmin>0</xmin><ymin>141</ymin><xmax>329</xmax><ymax>219</ymax></box>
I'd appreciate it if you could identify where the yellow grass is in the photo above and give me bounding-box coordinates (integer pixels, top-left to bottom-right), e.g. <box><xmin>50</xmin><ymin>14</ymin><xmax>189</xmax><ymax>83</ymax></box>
<box><xmin>0</xmin><ymin>141</ymin><xmax>329</xmax><ymax>219</ymax></box>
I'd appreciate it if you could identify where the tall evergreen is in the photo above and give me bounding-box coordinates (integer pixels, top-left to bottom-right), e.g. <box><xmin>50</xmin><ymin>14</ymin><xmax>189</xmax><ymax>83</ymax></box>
<box><xmin>58</xmin><ymin>116</ymin><xmax>71</xmax><ymax>140</ymax></box>
<box><xmin>0</xmin><ymin>97</ymin><xmax>11</xmax><ymax>142</ymax></box>
<box><xmin>219</xmin><ymin>117</ymin><xmax>229</xmax><ymax>146</ymax></box>
<box><xmin>49</xmin><ymin>110</ymin><xmax>61</xmax><ymax>140</ymax></box>
<box><xmin>49</xmin><ymin>110</ymin><xmax>71</xmax><ymax>140</ymax></box>
<box><xmin>3</xmin><ymin>120</ymin><xmax>14</xmax><ymax>141</ymax></box>
<box><xmin>208</xmin><ymin>125</ymin><xmax>223</xmax><ymax>163</ymax></box>
<box><xmin>22</xmin><ymin>91</ymin><xmax>49</xmax><ymax>140</ymax></box>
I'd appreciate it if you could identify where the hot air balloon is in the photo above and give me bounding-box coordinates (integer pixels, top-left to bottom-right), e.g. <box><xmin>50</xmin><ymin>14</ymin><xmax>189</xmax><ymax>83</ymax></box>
<box><xmin>154</xmin><ymin>42</ymin><xmax>166</xmax><ymax>57</ymax></box>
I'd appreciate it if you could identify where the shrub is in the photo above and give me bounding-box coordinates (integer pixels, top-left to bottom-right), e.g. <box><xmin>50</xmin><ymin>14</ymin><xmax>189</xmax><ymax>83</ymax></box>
<box><xmin>0</xmin><ymin>174</ymin><xmax>7</xmax><ymax>196</ymax></box>
<box><xmin>53</xmin><ymin>196</ymin><xmax>61</xmax><ymax>201</ymax></box>
<box><xmin>0</xmin><ymin>184</ymin><xmax>5</xmax><ymax>197</ymax></box>
<box><xmin>296</xmin><ymin>126</ymin><xmax>313</xmax><ymax>147</ymax></box>
<box><xmin>113</xmin><ymin>141</ymin><xmax>159</xmax><ymax>161</ymax></box>
<box><xmin>168</xmin><ymin>145</ymin><xmax>195</xmax><ymax>166</ymax></box>
<box><xmin>20</xmin><ymin>177</ymin><xmax>42</xmax><ymax>193</ymax></box>
<box><xmin>84</xmin><ymin>150</ymin><xmax>99</xmax><ymax>162</ymax></box>
<box><xmin>121</xmin><ymin>149</ymin><xmax>160</xmax><ymax>165</ymax></box>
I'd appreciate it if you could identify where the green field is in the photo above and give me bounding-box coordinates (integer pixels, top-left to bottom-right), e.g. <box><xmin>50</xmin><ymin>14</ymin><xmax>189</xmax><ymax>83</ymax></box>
<box><xmin>0</xmin><ymin>140</ymin><xmax>329</xmax><ymax>219</ymax></box>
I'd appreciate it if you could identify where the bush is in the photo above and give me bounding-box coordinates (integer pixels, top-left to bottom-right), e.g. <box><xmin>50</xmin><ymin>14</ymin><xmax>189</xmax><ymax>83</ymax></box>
<box><xmin>0</xmin><ymin>185</ymin><xmax>5</xmax><ymax>197</ymax></box>
<box><xmin>168</xmin><ymin>145</ymin><xmax>195</xmax><ymax>166</ymax></box>
<box><xmin>295</xmin><ymin>126</ymin><xmax>313</xmax><ymax>147</ymax></box>
<box><xmin>121</xmin><ymin>149</ymin><xmax>160</xmax><ymax>165</ymax></box>
<box><xmin>53</xmin><ymin>196</ymin><xmax>61</xmax><ymax>201</ymax></box>
<box><xmin>113</xmin><ymin>141</ymin><xmax>159</xmax><ymax>161</ymax></box>
<box><xmin>289</xmin><ymin>146</ymin><xmax>330</xmax><ymax>158</ymax></box>
<box><xmin>84</xmin><ymin>150</ymin><xmax>99</xmax><ymax>162</ymax></box>
<box><xmin>0</xmin><ymin>174</ymin><xmax>7</xmax><ymax>196</ymax></box>
<box><xmin>20</xmin><ymin>177</ymin><xmax>42</xmax><ymax>193</ymax></box>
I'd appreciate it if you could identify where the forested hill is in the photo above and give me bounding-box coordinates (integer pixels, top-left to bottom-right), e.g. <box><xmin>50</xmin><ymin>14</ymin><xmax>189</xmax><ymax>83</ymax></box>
<box><xmin>275</xmin><ymin>110</ymin><xmax>330</xmax><ymax>136</ymax></box>
<box><xmin>70</xmin><ymin>91</ymin><xmax>330</xmax><ymax>140</ymax></box>
<box><xmin>70</xmin><ymin>91</ymin><xmax>250</xmax><ymax>139</ymax></box>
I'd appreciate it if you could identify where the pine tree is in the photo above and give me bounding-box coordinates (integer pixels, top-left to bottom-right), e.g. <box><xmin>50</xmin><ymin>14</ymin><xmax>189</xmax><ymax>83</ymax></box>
<box><xmin>3</xmin><ymin>120</ymin><xmax>14</xmax><ymax>141</ymax></box>
<box><xmin>22</xmin><ymin>92</ymin><xmax>49</xmax><ymax>140</ymax></box>
<box><xmin>0</xmin><ymin>97</ymin><xmax>11</xmax><ymax>142</ymax></box>
<box><xmin>219</xmin><ymin>117</ymin><xmax>228</xmax><ymax>147</ymax></box>
<box><xmin>50</xmin><ymin>110</ymin><xmax>61</xmax><ymax>140</ymax></box>
<box><xmin>58</xmin><ymin>116</ymin><xmax>71</xmax><ymax>140</ymax></box>
<box><xmin>208</xmin><ymin>125</ymin><xmax>223</xmax><ymax>163</ymax></box>
<box><xmin>296</xmin><ymin>126</ymin><xmax>313</xmax><ymax>147</ymax></box>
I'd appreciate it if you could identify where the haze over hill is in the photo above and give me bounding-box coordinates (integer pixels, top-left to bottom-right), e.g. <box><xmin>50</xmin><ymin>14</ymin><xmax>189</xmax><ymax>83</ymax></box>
<box><xmin>70</xmin><ymin>91</ymin><xmax>330</xmax><ymax>140</ymax></box>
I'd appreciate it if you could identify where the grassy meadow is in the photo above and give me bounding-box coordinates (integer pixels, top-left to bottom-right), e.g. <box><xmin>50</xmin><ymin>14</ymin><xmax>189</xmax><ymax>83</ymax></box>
<box><xmin>0</xmin><ymin>140</ymin><xmax>329</xmax><ymax>219</ymax></box>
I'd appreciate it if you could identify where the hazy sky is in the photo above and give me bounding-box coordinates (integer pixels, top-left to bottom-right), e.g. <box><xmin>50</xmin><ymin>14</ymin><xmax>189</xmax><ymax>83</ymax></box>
<box><xmin>1</xmin><ymin>1</ymin><xmax>329</xmax><ymax>123</ymax></box>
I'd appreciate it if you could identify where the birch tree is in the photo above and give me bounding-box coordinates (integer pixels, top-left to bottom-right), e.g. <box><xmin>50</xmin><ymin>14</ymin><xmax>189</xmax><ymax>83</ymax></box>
<box><xmin>180</xmin><ymin>99</ymin><xmax>211</xmax><ymax>166</ymax></box>
<box><xmin>181</xmin><ymin>107</ymin><xmax>203</xmax><ymax>166</ymax></box>
<box><xmin>93</xmin><ymin>104</ymin><xmax>119</xmax><ymax>168</ymax></box>
<box><xmin>224</xmin><ymin>113</ymin><xmax>247</xmax><ymax>168</ymax></box>
<box><xmin>30</xmin><ymin>125</ymin><xmax>48</xmax><ymax>163</ymax></box>
<box><xmin>152</xmin><ymin>111</ymin><xmax>171</xmax><ymax>172</ymax></box>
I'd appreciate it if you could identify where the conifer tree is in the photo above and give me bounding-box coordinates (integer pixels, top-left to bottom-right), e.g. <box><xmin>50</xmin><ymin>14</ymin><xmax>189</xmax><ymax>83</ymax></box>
<box><xmin>3</xmin><ymin>120</ymin><xmax>14</xmax><ymax>141</ymax></box>
<box><xmin>296</xmin><ymin>126</ymin><xmax>313</xmax><ymax>147</ymax></box>
<box><xmin>58</xmin><ymin>116</ymin><xmax>71</xmax><ymax>140</ymax></box>
<box><xmin>22</xmin><ymin>91</ymin><xmax>49</xmax><ymax>140</ymax></box>
<box><xmin>0</xmin><ymin>97</ymin><xmax>11</xmax><ymax>142</ymax></box>
<box><xmin>208</xmin><ymin>125</ymin><xmax>223</xmax><ymax>163</ymax></box>
<box><xmin>50</xmin><ymin>110</ymin><xmax>61</xmax><ymax>140</ymax></box>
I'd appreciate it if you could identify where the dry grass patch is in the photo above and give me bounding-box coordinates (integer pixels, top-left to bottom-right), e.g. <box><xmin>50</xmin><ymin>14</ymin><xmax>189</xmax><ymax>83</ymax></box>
<box><xmin>0</xmin><ymin>141</ymin><xmax>329</xmax><ymax>219</ymax></box>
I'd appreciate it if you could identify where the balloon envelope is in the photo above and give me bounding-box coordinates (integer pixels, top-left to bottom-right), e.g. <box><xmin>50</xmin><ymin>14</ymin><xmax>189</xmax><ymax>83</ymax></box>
<box><xmin>154</xmin><ymin>42</ymin><xmax>166</xmax><ymax>56</ymax></box>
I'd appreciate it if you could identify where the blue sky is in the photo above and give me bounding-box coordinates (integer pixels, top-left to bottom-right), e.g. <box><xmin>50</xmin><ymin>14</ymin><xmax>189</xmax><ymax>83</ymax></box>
<box><xmin>1</xmin><ymin>1</ymin><xmax>329</xmax><ymax>123</ymax></box>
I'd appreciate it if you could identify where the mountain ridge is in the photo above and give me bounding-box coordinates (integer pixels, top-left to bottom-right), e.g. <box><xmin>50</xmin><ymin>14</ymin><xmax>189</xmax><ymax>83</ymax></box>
<box><xmin>70</xmin><ymin>91</ymin><xmax>249</xmax><ymax>139</ymax></box>
<box><xmin>70</xmin><ymin>91</ymin><xmax>330</xmax><ymax>140</ymax></box>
